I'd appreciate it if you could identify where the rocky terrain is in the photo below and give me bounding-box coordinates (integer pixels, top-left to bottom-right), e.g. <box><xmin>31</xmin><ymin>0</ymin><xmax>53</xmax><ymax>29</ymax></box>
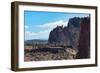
<box><xmin>24</xmin><ymin>46</ymin><xmax>77</xmax><ymax>61</ymax></box>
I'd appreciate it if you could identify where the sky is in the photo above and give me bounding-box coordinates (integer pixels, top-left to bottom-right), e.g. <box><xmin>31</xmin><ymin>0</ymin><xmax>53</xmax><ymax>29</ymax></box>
<box><xmin>24</xmin><ymin>11</ymin><xmax>89</xmax><ymax>40</ymax></box>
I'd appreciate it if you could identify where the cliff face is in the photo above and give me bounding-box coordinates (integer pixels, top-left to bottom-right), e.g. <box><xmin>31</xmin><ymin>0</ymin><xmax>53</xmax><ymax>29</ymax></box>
<box><xmin>48</xmin><ymin>25</ymin><xmax>71</xmax><ymax>46</ymax></box>
<box><xmin>77</xmin><ymin>17</ymin><xmax>90</xmax><ymax>58</ymax></box>
<box><xmin>48</xmin><ymin>17</ymin><xmax>81</xmax><ymax>49</ymax></box>
<box><xmin>67</xmin><ymin>17</ymin><xmax>81</xmax><ymax>49</ymax></box>
<box><xmin>48</xmin><ymin>17</ymin><xmax>90</xmax><ymax>59</ymax></box>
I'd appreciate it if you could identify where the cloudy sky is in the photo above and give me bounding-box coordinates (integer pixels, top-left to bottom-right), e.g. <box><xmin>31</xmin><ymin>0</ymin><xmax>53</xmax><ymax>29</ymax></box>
<box><xmin>24</xmin><ymin>11</ymin><xmax>89</xmax><ymax>40</ymax></box>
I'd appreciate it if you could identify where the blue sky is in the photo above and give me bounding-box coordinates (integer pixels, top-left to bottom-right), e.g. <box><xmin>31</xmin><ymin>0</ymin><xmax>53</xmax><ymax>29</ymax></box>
<box><xmin>24</xmin><ymin>11</ymin><xmax>89</xmax><ymax>40</ymax></box>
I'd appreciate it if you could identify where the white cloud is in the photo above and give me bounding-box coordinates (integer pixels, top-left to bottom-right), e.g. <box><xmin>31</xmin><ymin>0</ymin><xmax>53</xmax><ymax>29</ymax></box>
<box><xmin>25</xmin><ymin>30</ymin><xmax>50</xmax><ymax>36</ymax></box>
<box><xmin>25</xmin><ymin>30</ymin><xmax>50</xmax><ymax>40</ymax></box>
<box><xmin>25</xmin><ymin>25</ymin><xmax>29</xmax><ymax>29</ymax></box>
<box><xmin>37</xmin><ymin>20</ymin><xmax>68</xmax><ymax>30</ymax></box>
<box><xmin>25</xmin><ymin>20</ymin><xmax>68</xmax><ymax>40</ymax></box>
<box><xmin>25</xmin><ymin>31</ymin><xmax>37</xmax><ymax>36</ymax></box>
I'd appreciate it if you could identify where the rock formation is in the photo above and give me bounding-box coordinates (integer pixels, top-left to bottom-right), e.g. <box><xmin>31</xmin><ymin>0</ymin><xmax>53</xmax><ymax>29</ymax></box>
<box><xmin>48</xmin><ymin>25</ymin><xmax>71</xmax><ymax>46</ymax></box>
<box><xmin>77</xmin><ymin>17</ymin><xmax>90</xmax><ymax>59</ymax></box>
<box><xmin>48</xmin><ymin>17</ymin><xmax>81</xmax><ymax>49</ymax></box>
<box><xmin>48</xmin><ymin>17</ymin><xmax>90</xmax><ymax>59</ymax></box>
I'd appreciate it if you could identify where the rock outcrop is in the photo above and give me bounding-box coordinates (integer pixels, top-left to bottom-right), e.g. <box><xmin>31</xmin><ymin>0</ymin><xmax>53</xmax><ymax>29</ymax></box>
<box><xmin>48</xmin><ymin>25</ymin><xmax>71</xmax><ymax>46</ymax></box>
<box><xmin>77</xmin><ymin>17</ymin><xmax>90</xmax><ymax>59</ymax></box>
<box><xmin>48</xmin><ymin>17</ymin><xmax>81</xmax><ymax>49</ymax></box>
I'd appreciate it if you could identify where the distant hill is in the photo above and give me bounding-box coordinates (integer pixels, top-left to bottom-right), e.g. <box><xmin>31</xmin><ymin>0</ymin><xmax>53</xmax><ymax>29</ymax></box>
<box><xmin>25</xmin><ymin>39</ymin><xmax>48</xmax><ymax>45</ymax></box>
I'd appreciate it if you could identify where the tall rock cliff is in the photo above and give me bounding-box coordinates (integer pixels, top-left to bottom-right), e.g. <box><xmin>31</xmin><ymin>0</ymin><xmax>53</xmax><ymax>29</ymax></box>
<box><xmin>48</xmin><ymin>25</ymin><xmax>71</xmax><ymax>46</ymax></box>
<box><xmin>77</xmin><ymin>17</ymin><xmax>90</xmax><ymax>58</ymax></box>
<box><xmin>67</xmin><ymin>17</ymin><xmax>81</xmax><ymax>49</ymax></box>
<box><xmin>48</xmin><ymin>17</ymin><xmax>81</xmax><ymax>49</ymax></box>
